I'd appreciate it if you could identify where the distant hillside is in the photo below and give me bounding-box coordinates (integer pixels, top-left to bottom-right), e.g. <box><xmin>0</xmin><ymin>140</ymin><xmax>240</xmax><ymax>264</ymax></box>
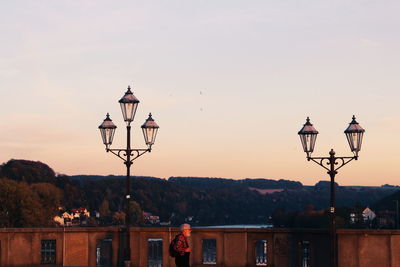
<box><xmin>0</xmin><ymin>159</ymin><xmax>56</xmax><ymax>184</ymax></box>
<box><xmin>0</xmin><ymin>159</ymin><xmax>398</xmax><ymax>228</ymax></box>
<box><xmin>168</xmin><ymin>177</ymin><xmax>303</xmax><ymax>189</ymax></box>
<box><xmin>373</xmin><ymin>190</ymin><xmax>400</xmax><ymax>211</ymax></box>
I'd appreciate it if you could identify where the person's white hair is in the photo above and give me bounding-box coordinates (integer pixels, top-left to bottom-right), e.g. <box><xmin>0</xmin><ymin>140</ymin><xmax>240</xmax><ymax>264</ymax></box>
<box><xmin>180</xmin><ymin>223</ymin><xmax>191</xmax><ymax>231</ymax></box>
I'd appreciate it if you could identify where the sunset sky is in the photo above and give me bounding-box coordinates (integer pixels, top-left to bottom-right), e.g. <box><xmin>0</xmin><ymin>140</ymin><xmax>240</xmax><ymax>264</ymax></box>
<box><xmin>1</xmin><ymin>1</ymin><xmax>400</xmax><ymax>186</ymax></box>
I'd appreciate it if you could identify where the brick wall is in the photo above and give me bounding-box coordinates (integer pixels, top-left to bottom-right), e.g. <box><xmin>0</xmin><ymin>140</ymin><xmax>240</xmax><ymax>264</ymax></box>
<box><xmin>0</xmin><ymin>227</ymin><xmax>399</xmax><ymax>267</ymax></box>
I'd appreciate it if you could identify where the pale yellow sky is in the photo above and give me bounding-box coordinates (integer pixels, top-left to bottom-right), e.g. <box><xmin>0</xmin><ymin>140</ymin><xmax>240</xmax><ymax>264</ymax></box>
<box><xmin>1</xmin><ymin>1</ymin><xmax>400</xmax><ymax>186</ymax></box>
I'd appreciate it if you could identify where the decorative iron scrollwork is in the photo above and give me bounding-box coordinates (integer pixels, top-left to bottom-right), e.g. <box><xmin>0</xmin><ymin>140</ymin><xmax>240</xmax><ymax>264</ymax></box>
<box><xmin>309</xmin><ymin>155</ymin><xmax>355</xmax><ymax>172</ymax></box>
<box><xmin>107</xmin><ymin>148</ymin><xmax>150</xmax><ymax>164</ymax></box>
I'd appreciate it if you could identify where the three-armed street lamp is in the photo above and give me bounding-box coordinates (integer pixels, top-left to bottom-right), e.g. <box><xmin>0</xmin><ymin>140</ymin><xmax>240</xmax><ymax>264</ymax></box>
<box><xmin>298</xmin><ymin>115</ymin><xmax>365</xmax><ymax>267</ymax></box>
<box><xmin>98</xmin><ymin>86</ymin><xmax>159</xmax><ymax>267</ymax></box>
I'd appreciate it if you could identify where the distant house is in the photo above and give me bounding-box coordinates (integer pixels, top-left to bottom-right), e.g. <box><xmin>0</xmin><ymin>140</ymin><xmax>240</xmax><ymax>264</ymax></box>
<box><xmin>349</xmin><ymin>207</ymin><xmax>376</xmax><ymax>225</ymax></box>
<box><xmin>349</xmin><ymin>212</ymin><xmax>357</xmax><ymax>224</ymax></box>
<box><xmin>185</xmin><ymin>216</ymin><xmax>194</xmax><ymax>222</ymax></box>
<box><xmin>53</xmin><ymin>212</ymin><xmax>73</xmax><ymax>226</ymax></box>
<box><xmin>53</xmin><ymin>208</ymin><xmax>91</xmax><ymax>227</ymax></box>
<box><xmin>71</xmin><ymin>208</ymin><xmax>90</xmax><ymax>218</ymax></box>
<box><xmin>362</xmin><ymin>207</ymin><xmax>376</xmax><ymax>221</ymax></box>
<box><xmin>53</xmin><ymin>216</ymin><xmax>64</xmax><ymax>226</ymax></box>
<box><xmin>143</xmin><ymin>211</ymin><xmax>160</xmax><ymax>225</ymax></box>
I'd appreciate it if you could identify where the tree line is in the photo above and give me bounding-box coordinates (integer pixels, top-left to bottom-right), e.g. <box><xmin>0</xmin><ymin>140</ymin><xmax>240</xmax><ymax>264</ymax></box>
<box><xmin>0</xmin><ymin>159</ymin><xmax>398</xmax><ymax>228</ymax></box>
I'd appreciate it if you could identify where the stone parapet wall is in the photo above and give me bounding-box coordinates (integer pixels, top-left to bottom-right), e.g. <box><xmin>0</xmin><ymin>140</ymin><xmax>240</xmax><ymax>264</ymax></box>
<box><xmin>0</xmin><ymin>228</ymin><xmax>399</xmax><ymax>267</ymax></box>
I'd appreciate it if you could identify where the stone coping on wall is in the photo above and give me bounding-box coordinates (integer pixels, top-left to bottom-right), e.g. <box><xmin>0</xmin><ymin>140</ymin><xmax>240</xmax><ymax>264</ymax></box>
<box><xmin>1</xmin><ymin>227</ymin><xmax>400</xmax><ymax>234</ymax></box>
<box><xmin>0</xmin><ymin>227</ymin><xmax>325</xmax><ymax>233</ymax></box>
<box><xmin>337</xmin><ymin>229</ymin><xmax>400</xmax><ymax>235</ymax></box>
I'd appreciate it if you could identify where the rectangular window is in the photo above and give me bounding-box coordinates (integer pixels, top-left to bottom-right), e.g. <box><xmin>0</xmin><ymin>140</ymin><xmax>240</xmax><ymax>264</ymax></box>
<box><xmin>255</xmin><ymin>240</ymin><xmax>267</xmax><ymax>266</ymax></box>
<box><xmin>96</xmin><ymin>239</ymin><xmax>112</xmax><ymax>267</ymax></box>
<box><xmin>202</xmin><ymin>239</ymin><xmax>217</xmax><ymax>264</ymax></box>
<box><xmin>301</xmin><ymin>241</ymin><xmax>311</xmax><ymax>267</ymax></box>
<box><xmin>41</xmin><ymin>240</ymin><xmax>56</xmax><ymax>264</ymax></box>
<box><xmin>148</xmin><ymin>238</ymin><xmax>163</xmax><ymax>267</ymax></box>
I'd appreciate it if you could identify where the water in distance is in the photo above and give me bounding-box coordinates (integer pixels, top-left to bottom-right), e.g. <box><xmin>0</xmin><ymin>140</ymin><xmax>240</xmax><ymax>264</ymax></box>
<box><xmin>196</xmin><ymin>224</ymin><xmax>273</xmax><ymax>229</ymax></box>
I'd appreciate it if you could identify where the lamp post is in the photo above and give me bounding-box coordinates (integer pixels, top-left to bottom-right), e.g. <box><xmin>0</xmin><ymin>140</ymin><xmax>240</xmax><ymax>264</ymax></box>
<box><xmin>298</xmin><ymin>116</ymin><xmax>365</xmax><ymax>267</ymax></box>
<box><xmin>98</xmin><ymin>86</ymin><xmax>159</xmax><ymax>267</ymax></box>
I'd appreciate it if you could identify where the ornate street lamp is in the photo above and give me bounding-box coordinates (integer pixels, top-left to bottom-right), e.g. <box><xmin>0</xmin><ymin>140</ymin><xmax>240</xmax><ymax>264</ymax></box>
<box><xmin>99</xmin><ymin>85</ymin><xmax>159</xmax><ymax>267</ymax></box>
<box><xmin>98</xmin><ymin>113</ymin><xmax>117</xmax><ymax>149</ymax></box>
<box><xmin>141</xmin><ymin>113</ymin><xmax>159</xmax><ymax>148</ymax></box>
<box><xmin>298</xmin><ymin>115</ymin><xmax>365</xmax><ymax>267</ymax></box>
<box><xmin>298</xmin><ymin>117</ymin><xmax>319</xmax><ymax>159</ymax></box>
<box><xmin>119</xmin><ymin>86</ymin><xmax>140</xmax><ymax>123</ymax></box>
<box><xmin>344</xmin><ymin>115</ymin><xmax>365</xmax><ymax>158</ymax></box>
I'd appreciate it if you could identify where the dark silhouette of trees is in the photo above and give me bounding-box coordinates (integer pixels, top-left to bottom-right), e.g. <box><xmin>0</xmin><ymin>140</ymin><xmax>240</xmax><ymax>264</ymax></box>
<box><xmin>0</xmin><ymin>159</ymin><xmax>56</xmax><ymax>184</ymax></box>
<box><xmin>0</xmin><ymin>159</ymin><xmax>398</xmax><ymax>228</ymax></box>
<box><xmin>0</xmin><ymin>178</ymin><xmax>55</xmax><ymax>227</ymax></box>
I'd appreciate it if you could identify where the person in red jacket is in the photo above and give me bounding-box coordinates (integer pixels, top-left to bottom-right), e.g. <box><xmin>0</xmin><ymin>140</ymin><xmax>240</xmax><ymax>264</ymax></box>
<box><xmin>173</xmin><ymin>224</ymin><xmax>191</xmax><ymax>267</ymax></box>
